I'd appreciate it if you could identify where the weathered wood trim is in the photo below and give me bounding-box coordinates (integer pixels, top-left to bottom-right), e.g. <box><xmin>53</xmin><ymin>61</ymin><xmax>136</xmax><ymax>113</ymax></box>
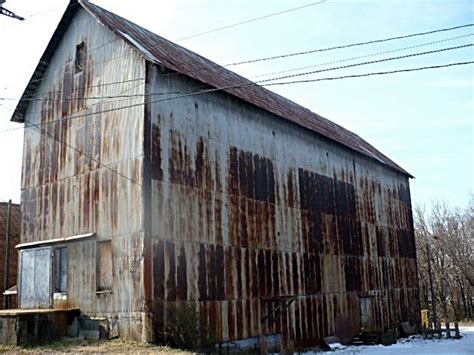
<box><xmin>16</xmin><ymin>233</ymin><xmax>95</xmax><ymax>249</ymax></box>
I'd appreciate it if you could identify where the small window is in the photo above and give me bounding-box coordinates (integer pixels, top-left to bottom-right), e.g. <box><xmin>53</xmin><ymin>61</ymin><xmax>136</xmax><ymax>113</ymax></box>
<box><xmin>54</xmin><ymin>247</ymin><xmax>68</xmax><ymax>293</ymax></box>
<box><xmin>97</xmin><ymin>240</ymin><xmax>113</xmax><ymax>291</ymax></box>
<box><xmin>75</xmin><ymin>42</ymin><xmax>86</xmax><ymax>73</ymax></box>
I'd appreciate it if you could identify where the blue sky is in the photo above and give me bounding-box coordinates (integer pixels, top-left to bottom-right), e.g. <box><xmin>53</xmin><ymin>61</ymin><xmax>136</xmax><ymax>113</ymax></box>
<box><xmin>0</xmin><ymin>0</ymin><xmax>472</xmax><ymax>209</ymax></box>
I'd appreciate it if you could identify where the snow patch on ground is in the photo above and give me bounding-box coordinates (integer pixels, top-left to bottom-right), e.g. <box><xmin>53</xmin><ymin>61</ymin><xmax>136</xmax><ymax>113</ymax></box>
<box><xmin>317</xmin><ymin>327</ymin><xmax>474</xmax><ymax>354</ymax></box>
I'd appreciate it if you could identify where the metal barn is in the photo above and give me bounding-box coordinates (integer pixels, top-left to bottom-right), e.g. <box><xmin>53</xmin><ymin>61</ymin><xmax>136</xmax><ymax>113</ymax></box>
<box><xmin>9</xmin><ymin>0</ymin><xmax>419</xmax><ymax>347</ymax></box>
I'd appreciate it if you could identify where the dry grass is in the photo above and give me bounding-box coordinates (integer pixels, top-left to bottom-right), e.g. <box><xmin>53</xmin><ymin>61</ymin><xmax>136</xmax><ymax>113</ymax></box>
<box><xmin>0</xmin><ymin>338</ymin><xmax>191</xmax><ymax>354</ymax></box>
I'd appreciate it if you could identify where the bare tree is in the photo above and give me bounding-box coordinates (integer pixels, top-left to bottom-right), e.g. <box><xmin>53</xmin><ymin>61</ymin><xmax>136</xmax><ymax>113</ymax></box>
<box><xmin>414</xmin><ymin>196</ymin><xmax>473</xmax><ymax>321</ymax></box>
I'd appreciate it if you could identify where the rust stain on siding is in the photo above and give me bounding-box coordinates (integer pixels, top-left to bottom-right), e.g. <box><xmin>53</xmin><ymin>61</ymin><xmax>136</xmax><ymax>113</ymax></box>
<box><xmin>150</xmin><ymin>131</ymin><xmax>419</xmax><ymax>348</ymax></box>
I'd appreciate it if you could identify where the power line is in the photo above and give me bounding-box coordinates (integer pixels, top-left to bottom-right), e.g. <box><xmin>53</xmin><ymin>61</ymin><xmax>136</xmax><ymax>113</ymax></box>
<box><xmin>177</xmin><ymin>0</ymin><xmax>327</xmax><ymax>41</ymax></box>
<box><xmin>6</xmin><ymin>32</ymin><xmax>470</xmax><ymax>104</ymax></box>
<box><xmin>256</xmin><ymin>43</ymin><xmax>474</xmax><ymax>83</ymax></box>
<box><xmin>9</xmin><ymin>61</ymin><xmax>474</xmax><ymax>207</ymax></box>
<box><xmin>159</xmin><ymin>23</ymin><xmax>474</xmax><ymax>81</ymax></box>
<box><xmin>4</xmin><ymin>23</ymin><xmax>472</xmax><ymax>99</ymax></box>
<box><xmin>2</xmin><ymin>1</ymin><xmax>327</xmax><ymax>95</ymax></box>
<box><xmin>262</xmin><ymin>61</ymin><xmax>474</xmax><ymax>87</ymax></box>
<box><xmin>4</xmin><ymin>42</ymin><xmax>471</xmax><ymax>108</ymax></box>
<box><xmin>23</xmin><ymin>117</ymin><xmax>143</xmax><ymax>187</ymax></box>
<box><xmin>223</xmin><ymin>23</ymin><xmax>474</xmax><ymax>67</ymax></box>
<box><xmin>0</xmin><ymin>2</ymin><xmax>77</xmax><ymax>33</ymax></box>
<box><xmin>252</xmin><ymin>33</ymin><xmax>473</xmax><ymax>79</ymax></box>
<box><xmin>1</xmin><ymin>57</ymin><xmax>471</xmax><ymax>135</ymax></box>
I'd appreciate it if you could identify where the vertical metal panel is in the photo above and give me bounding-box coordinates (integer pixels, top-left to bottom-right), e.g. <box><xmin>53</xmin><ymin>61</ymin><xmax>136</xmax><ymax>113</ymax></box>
<box><xmin>19</xmin><ymin>250</ymin><xmax>35</xmax><ymax>309</ymax></box>
<box><xmin>34</xmin><ymin>248</ymin><xmax>53</xmax><ymax>308</ymax></box>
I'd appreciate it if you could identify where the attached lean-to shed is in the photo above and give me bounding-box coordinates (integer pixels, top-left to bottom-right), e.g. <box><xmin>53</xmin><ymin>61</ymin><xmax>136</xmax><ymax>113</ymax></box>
<box><xmin>10</xmin><ymin>0</ymin><xmax>420</xmax><ymax>347</ymax></box>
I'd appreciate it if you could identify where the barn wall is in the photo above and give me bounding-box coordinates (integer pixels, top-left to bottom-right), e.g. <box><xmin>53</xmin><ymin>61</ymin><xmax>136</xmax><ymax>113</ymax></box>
<box><xmin>146</xmin><ymin>65</ymin><xmax>419</xmax><ymax>346</ymax></box>
<box><xmin>20</xmin><ymin>9</ymin><xmax>146</xmax><ymax>340</ymax></box>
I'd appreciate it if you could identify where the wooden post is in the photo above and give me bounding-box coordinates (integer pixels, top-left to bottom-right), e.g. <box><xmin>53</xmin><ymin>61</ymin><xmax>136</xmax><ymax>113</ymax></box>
<box><xmin>446</xmin><ymin>322</ymin><xmax>451</xmax><ymax>338</ymax></box>
<box><xmin>426</xmin><ymin>242</ymin><xmax>438</xmax><ymax>328</ymax></box>
<box><xmin>454</xmin><ymin>322</ymin><xmax>461</xmax><ymax>339</ymax></box>
<box><xmin>3</xmin><ymin>199</ymin><xmax>12</xmax><ymax>309</ymax></box>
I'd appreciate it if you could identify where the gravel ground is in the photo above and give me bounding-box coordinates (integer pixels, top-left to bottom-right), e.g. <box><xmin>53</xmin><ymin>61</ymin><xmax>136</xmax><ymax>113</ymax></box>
<box><xmin>0</xmin><ymin>338</ymin><xmax>190</xmax><ymax>354</ymax></box>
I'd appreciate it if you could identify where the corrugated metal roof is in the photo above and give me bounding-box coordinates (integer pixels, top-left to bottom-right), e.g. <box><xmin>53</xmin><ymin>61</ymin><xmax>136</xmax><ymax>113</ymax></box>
<box><xmin>0</xmin><ymin>202</ymin><xmax>21</xmax><ymax>237</ymax></box>
<box><xmin>11</xmin><ymin>0</ymin><xmax>412</xmax><ymax>177</ymax></box>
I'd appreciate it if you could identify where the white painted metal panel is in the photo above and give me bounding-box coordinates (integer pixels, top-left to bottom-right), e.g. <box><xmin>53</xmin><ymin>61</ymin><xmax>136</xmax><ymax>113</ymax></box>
<box><xmin>360</xmin><ymin>297</ymin><xmax>373</xmax><ymax>332</ymax></box>
<box><xmin>20</xmin><ymin>247</ymin><xmax>52</xmax><ymax>309</ymax></box>
<box><xmin>20</xmin><ymin>250</ymin><xmax>35</xmax><ymax>308</ymax></box>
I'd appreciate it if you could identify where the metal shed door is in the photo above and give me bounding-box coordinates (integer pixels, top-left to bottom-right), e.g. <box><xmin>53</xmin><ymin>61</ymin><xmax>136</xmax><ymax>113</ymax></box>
<box><xmin>360</xmin><ymin>296</ymin><xmax>374</xmax><ymax>332</ymax></box>
<box><xmin>20</xmin><ymin>247</ymin><xmax>52</xmax><ymax>309</ymax></box>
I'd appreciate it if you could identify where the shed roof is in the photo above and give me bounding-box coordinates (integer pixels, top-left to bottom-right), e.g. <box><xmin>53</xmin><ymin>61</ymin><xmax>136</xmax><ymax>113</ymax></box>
<box><xmin>11</xmin><ymin>0</ymin><xmax>412</xmax><ymax>177</ymax></box>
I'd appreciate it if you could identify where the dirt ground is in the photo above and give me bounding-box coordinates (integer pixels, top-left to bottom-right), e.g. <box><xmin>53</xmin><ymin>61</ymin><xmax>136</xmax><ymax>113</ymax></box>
<box><xmin>2</xmin><ymin>323</ymin><xmax>473</xmax><ymax>354</ymax></box>
<box><xmin>0</xmin><ymin>338</ymin><xmax>190</xmax><ymax>354</ymax></box>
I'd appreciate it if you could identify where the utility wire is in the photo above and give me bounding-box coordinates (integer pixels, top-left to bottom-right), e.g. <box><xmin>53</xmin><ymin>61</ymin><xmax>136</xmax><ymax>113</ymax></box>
<box><xmin>257</xmin><ymin>43</ymin><xmax>474</xmax><ymax>83</ymax></box>
<box><xmin>1</xmin><ymin>58</ymin><xmax>472</xmax><ymax>135</ymax></box>
<box><xmin>223</xmin><ymin>23</ymin><xmax>474</xmax><ymax>67</ymax></box>
<box><xmin>0</xmin><ymin>2</ymin><xmax>78</xmax><ymax>33</ymax></box>
<box><xmin>177</xmin><ymin>0</ymin><xmax>327</xmax><ymax>41</ymax></box>
<box><xmin>4</xmin><ymin>23</ymin><xmax>472</xmax><ymax>99</ymax></box>
<box><xmin>8</xmin><ymin>31</ymin><xmax>468</xmax><ymax>109</ymax></box>
<box><xmin>263</xmin><ymin>60</ymin><xmax>474</xmax><ymax>86</ymax></box>
<box><xmin>4</xmin><ymin>42</ymin><xmax>472</xmax><ymax>107</ymax></box>
<box><xmin>159</xmin><ymin>23</ymin><xmax>474</xmax><ymax>80</ymax></box>
<box><xmin>2</xmin><ymin>44</ymin><xmax>472</xmax><ymax>125</ymax></box>
<box><xmin>253</xmin><ymin>33</ymin><xmax>473</xmax><ymax>78</ymax></box>
<box><xmin>5</xmin><ymin>32</ymin><xmax>469</xmax><ymax>103</ymax></box>
<box><xmin>23</xmin><ymin>117</ymin><xmax>143</xmax><ymax>187</ymax></box>
<box><xmin>9</xmin><ymin>60</ymin><xmax>474</xmax><ymax>205</ymax></box>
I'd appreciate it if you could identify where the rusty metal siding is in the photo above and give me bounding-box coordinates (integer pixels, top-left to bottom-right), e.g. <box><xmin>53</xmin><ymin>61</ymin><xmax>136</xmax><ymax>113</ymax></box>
<box><xmin>147</xmin><ymin>65</ymin><xmax>419</xmax><ymax>346</ymax></box>
<box><xmin>20</xmin><ymin>8</ymin><xmax>147</xmax><ymax>340</ymax></box>
<box><xmin>17</xmin><ymin>4</ymin><xmax>419</xmax><ymax>344</ymax></box>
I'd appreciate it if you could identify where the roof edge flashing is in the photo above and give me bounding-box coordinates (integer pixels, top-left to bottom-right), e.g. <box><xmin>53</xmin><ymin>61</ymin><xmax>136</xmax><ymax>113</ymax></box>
<box><xmin>16</xmin><ymin>232</ymin><xmax>96</xmax><ymax>249</ymax></box>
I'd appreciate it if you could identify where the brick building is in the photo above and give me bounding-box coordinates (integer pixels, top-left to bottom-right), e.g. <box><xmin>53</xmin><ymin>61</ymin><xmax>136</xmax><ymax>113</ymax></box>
<box><xmin>0</xmin><ymin>202</ymin><xmax>21</xmax><ymax>308</ymax></box>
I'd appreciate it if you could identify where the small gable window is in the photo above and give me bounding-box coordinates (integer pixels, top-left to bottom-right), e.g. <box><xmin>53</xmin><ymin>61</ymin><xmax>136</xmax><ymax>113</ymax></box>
<box><xmin>75</xmin><ymin>42</ymin><xmax>86</xmax><ymax>73</ymax></box>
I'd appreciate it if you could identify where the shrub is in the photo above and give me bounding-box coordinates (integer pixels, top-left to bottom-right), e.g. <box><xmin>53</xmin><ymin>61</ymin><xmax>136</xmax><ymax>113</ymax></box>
<box><xmin>165</xmin><ymin>303</ymin><xmax>213</xmax><ymax>351</ymax></box>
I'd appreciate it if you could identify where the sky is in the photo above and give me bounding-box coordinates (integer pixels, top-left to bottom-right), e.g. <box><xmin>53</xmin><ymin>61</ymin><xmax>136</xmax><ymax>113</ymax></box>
<box><xmin>0</xmin><ymin>0</ymin><xmax>472</xmax><ymax>209</ymax></box>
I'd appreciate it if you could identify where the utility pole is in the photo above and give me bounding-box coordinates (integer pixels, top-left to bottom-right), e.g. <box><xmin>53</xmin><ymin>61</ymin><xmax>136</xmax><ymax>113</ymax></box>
<box><xmin>426</xmin><ymin>241</ymin><xmax>438</xmax><ymax>328</ymax></box>
<box><xmin>0</xmin><ymin>0</ymin><xmax>25</xmax><ymax>21</ymax></box>
<box><xmin>3</xmin><ymin>199</ymin><xmax>12</xmax><ymax>309</ymax></box>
